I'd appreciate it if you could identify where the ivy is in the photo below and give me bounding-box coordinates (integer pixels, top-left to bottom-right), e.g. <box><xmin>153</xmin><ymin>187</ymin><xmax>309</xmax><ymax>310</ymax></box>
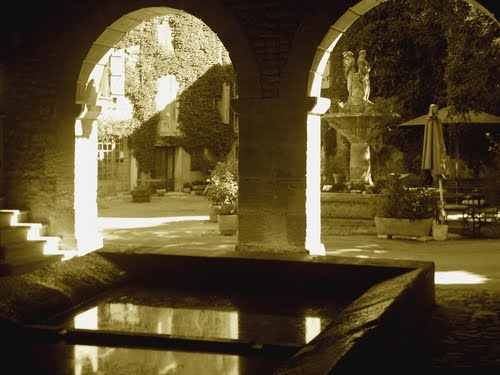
<box><xmin>102</xmin><ymin>14</ymin><xmax>234</xmax><ymax>174</ymax></box>
<box><xmin>128</xmin><ymin>113</ymin><xmax>159</xmax><ymax>174</ymax></box>
<box><xmin>178</xmin><ymin>64</ymin><xmax>237</xmax><ymax>166</ymax></box>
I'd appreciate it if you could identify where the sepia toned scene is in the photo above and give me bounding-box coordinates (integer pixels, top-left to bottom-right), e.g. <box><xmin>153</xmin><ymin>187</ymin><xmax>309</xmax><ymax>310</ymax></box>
<box><xmin>0</xmin><ymin>0</ymin><xmax>499</xmax><ymax>374</ymax></box>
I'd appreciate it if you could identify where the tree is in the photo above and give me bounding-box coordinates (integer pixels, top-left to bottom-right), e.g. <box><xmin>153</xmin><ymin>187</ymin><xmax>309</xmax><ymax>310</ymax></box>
<box><xmin>324</xmin><ymin>0</ymin><xmax>499</xmax><ymax>177</ymax></box>
<box><xmin>442</xmin><ymin>1</ymin><xmax>500</xmax><ymax>114</ymax></box>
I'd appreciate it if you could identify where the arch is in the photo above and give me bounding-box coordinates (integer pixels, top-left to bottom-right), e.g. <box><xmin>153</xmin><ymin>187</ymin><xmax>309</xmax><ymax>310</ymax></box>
<box><xmin>308</xmin><ymin>0</ymin><xmax>498</xmax><ymax>98</ymax></box>
<box><xmin>71</xmin><ymin>3</ymin><xmax>259</xmax><ymax>254</ymax></box>
<box><xmin>300</xmin><ymin>0</ymin><xmax>498</xmax><ymax>254</ymax></box>
<box><xmin>76</xmin><ymin>3</ymin><xmax>260</xmax><ymax>105</ymax></box>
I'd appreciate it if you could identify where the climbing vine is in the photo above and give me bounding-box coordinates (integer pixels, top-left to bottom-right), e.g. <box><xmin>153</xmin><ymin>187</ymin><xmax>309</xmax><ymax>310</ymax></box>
<box><xmin>101</xmin><ymin>13</ymin><xmax>234</xmax><ymax>174</ymax></box>
<box><xmin>178</xmin><ymin>64</ymin><xmax>236</xmax><ymax>164</ymax></box>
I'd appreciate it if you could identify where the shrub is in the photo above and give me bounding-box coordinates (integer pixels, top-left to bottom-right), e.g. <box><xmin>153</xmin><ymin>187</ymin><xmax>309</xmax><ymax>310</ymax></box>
<box><xmin>204</xmin><ymin>160</ymin><xmax>238</xmax><ymax>212</ymax></box>
<box><xmin>376</xmin><ymin>174</ymin><xmax>435</xmax><ymax>221</ymax></box>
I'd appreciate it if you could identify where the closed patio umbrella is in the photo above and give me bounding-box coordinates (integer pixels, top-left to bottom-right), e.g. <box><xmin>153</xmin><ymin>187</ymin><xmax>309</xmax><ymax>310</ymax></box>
<box><xmin>398</xmin><ymin>106</ymin><xmax>500</xmax><ymax>179</ymax></box>
<box><xmin>422</xmin><ymin>104</ymin><xmax>448</xmax><ymax>222</ymax></box>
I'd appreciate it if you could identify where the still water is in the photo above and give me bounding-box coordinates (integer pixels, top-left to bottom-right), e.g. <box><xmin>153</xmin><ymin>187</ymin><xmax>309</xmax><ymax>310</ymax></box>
<box><xmin>40</xmin><ymin>285</ymin><xmax>354</xmax><ymax>374</ymax></box>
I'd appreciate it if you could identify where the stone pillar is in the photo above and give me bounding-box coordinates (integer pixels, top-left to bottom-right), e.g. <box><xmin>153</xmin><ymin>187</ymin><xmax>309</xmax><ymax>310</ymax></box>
<box><xmin>234</xmin><ymin>97</ymin><xmax>314</xmax><ymax>254</ymax></box>
<box><xmin>74</xmin><ymin>104</ymin><xmax>103</xmax><ymax>254</ymax></box>
<box><xmin>349</xmin><ymin>142</ymin><xmax>372</xmax><ymax>185</ymax></box>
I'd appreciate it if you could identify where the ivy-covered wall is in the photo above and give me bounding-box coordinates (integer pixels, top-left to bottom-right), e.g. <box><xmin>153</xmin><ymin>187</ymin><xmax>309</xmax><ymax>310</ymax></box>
<box><xmin>99</xmin><ymin>13</ymin><xmax>236</xmax><ymax>175</ymax></box>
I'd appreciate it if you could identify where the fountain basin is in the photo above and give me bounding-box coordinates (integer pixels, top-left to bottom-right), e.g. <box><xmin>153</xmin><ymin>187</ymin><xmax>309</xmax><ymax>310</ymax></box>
<box><xmin>323</xmin><ymin>112</ymin><xmax>389</xmax><ymax>143</ymax></box>
<box><xmin>0</xmin><ymin>249</ymin><xmax>434</xmax><ymax>374</ymax></box>
<box><xmin>322</xmin><ymin>111</ymin><xmax>399</xmax><ymax>185</ymax></box>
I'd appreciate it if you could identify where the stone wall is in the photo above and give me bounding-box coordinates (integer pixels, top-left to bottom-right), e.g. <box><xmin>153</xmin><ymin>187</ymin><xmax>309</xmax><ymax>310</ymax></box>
<box><xmin>321</xmin><ymin>192</ymin><xmax>380</xmax><ymax>235</ymax></box>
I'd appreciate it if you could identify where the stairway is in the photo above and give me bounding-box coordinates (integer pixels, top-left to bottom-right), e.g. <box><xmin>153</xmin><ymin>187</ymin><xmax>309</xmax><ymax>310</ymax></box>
<box><xmin>0</xmin><ymin>209</ymin><xmax>70</xmax><ymax>276</ymax></box>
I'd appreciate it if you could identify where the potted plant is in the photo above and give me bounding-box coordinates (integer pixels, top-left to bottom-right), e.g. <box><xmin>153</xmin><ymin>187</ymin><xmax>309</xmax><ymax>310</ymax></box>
<box><xmin>374</xmin><ymin>174</ymin><xmax>435</xmax><ymax>239</ymax></box>
<box><xmin>204</xmin><ymin>160</ymin><xmax>238</xmax><ymax>234</ymax></box>
<box><xmin>432</xmin><ymin>198</ymin><xmax>449</xmax><ymax>241</ymax></box>
<box><xmin>182</xmin><ymin>182</ymin><xmax>192</xmax><ymax>194</ymax></box>
<box><xmin>131</xmin><ymin>181</ymin><xmax>152</xmax><ymax>203</ymax></box>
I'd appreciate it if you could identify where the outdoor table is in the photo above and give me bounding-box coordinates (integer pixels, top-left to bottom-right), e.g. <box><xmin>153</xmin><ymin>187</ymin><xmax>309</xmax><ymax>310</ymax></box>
<box><xmin>443</xmin><ymin>192</ymin><xmax>486</xmax><ymax>237</ymax></box>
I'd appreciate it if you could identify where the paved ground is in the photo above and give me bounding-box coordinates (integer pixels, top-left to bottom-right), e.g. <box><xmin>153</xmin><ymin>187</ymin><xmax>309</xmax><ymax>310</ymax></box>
<box><xmin>98</xmin><ymin>192</ymin><xmax>500</xmax><ymax>373</ymax></box>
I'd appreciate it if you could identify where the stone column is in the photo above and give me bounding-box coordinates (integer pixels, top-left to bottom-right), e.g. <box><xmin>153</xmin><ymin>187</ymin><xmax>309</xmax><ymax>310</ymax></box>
<box><xmin>234</xmin><ymin>96</ymin><xmax>315</xmax><ymax>254</ymax></box>
<box><xmin>73</xmin><ymin>104</ymin><xmax>103</xmax><ymax>254</ymax></box>
<box><xmin>349</xmin><ymin>142</ymin><xmax>372</xmax><ymax>185</ymax></box>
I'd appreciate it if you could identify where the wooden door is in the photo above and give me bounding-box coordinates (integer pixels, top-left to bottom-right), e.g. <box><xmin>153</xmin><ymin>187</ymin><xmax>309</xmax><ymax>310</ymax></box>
<box><xmin>155</xmin><ymin>147</ymin><xmax>175</xmax><ymax>191</ymax></box>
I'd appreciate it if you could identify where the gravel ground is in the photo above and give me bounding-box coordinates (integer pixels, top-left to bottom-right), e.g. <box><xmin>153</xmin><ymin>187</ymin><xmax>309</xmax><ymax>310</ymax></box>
<box><xmin>410</xmin><ymin>286</ymin><xmax>500</xmax><ymax>373</ymax></box>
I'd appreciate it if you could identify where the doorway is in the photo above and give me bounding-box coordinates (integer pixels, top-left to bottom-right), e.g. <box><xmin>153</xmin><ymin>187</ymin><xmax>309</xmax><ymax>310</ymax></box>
<box><xmin>155</xmin><ymin>146</ymin><xmax>175</xmax><ymax>191</ymax></box>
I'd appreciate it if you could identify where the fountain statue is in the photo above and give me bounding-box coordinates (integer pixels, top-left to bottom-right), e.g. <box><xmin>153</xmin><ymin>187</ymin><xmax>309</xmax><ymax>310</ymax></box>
<box><xmin>323</xmin><ymin>50</ymin><xmax>398</xmax><ymax>185</ymax></box>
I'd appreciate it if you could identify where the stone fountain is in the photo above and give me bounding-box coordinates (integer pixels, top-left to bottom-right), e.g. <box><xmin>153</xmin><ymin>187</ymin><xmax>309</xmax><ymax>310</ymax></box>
<box><xmin>323</xmin><ymin>50</ymin><xmax>399</xmax><ymax>185</ymax></box>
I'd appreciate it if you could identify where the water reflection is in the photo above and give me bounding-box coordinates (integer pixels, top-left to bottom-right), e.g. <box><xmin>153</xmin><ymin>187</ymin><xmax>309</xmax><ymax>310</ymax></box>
<box><xmin>74</xmin><ymin>345</ymin><xmax>240</xmax><ymax>375</ymax></box>
<box><xmin>73</xmin><ymin>304</ymin><xmax>239</xmax><ymax>340</ymax></box>
<box><xmin>305</xmin><ymin>317</ymin><xmax>322</xmax><ymax>343</ymax></box>
<box><xmin>72</xmin><ymin>302</ymin><xmax>327</xmax><ymax>345</ymax></box>
<box><xmin>69</xmin><ymin>297</ymin><xmax>332</xmax><ymax>374</ymax></box>
<box><xmin>73</xmin><ymin>298</ymin><xmax>241</xmax><ymax>374</ymax></box>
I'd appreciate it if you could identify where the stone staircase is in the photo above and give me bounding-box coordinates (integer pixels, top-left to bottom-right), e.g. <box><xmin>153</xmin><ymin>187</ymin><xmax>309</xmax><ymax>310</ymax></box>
<box><xmin>0</xmin><ymin>209</ymin><xmax>72</xmax><ymax>276</ymax></box>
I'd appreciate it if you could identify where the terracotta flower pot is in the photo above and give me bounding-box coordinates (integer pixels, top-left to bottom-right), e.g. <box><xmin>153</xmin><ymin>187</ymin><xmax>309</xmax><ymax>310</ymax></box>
<box><xmin>218</xmin><ymin>214</ymin><xmax>238</xmax><ymax>236</ymax></box>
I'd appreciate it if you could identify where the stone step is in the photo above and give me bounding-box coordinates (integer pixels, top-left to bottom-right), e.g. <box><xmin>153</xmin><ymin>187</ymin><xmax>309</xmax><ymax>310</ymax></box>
<box><xmin>0</xmin><ymin>206</ymin><xmax>66</xmax><ymax>276</ymax></box>
<box><xmin>1</xmin><ymin>242</ymin><xmax>44</xmax><ymax>261</ymax></box>
<box><xmin>0</xmin><ymin>235</ymin><xmax>61</xmax><ymax>255</ymax></box>
<box><xmin>0</xmin><ymin>223</ymin><xmax>48</xmax><ymax>245</ymax></box>
<box><xmin>0</xmin><ymin>209</ymin><xmax>30</xmax><ymax>227</ymax></box>
<box><xmin>1</xmin><ymin>240</ymin><xmax>47</xmax><ymax>258</ymax></box>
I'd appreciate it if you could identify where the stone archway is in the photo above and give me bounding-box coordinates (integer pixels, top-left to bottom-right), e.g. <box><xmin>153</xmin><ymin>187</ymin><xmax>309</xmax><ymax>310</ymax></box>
<box><xmin>302</xmin><ymin>0</ymin><xmax>498</xmax><ymax>251</ymax></box>
<box><xmin>72</xmin><ymin>4</ymin><xmax>260</xmax><ymax>254</ymax></box>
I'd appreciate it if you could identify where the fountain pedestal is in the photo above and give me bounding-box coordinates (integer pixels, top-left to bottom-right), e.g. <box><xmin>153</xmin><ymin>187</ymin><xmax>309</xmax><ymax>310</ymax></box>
<box><xmin>323</xmin><ymin>50</ymin><xmax>399</xmax><ymax>185</ymax></box>
<box><xmin>323</xmin><ymin>112</ymin><xmax>389</xmax><ymax>185</ymax></box>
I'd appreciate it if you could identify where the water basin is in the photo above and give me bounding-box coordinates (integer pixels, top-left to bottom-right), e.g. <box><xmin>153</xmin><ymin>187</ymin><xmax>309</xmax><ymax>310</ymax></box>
<box><xmin>1</xmin><ymin>250</ymin><xmax>435</xmax><ymax>374</ymax></box>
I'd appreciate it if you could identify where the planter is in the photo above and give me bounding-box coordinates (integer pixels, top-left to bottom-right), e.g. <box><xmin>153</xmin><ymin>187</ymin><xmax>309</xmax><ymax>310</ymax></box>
<box><xmin>218</xmin><ymin>214</ymin><xmax>238</xmax><ymax>236</ymax></box>
<box><xmin>432</xmin><ymin>222</ymin><xmax>449</xmax><ymax>241</ymax></box>
<box><xmin>374</xmin><ymin>216</ymin><xmax>433</xmax><ymax>239</ymax></box>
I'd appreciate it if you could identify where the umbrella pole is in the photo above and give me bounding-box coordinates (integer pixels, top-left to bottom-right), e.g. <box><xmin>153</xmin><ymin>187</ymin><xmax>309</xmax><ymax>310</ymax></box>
<box><xmin>438</xmin><ymin>177</ymin><xmax>445</xmax><ymax>223</ymax></box>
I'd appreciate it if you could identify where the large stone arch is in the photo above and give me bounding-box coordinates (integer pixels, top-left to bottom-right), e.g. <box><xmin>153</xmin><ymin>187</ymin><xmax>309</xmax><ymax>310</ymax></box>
<box><xmin>68</xmin><ymin>2</ymin><xmax>259</xmax><ymax>254</ymax></box>
<box><xmin>282</xmin><ymin>0</ymin><xmax>498</xmax><ymax>254</ymax></box>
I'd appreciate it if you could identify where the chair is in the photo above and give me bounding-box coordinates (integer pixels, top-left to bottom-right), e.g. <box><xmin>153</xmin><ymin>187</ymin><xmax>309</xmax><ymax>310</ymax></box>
<box><xmin>476</xmin><ymin>185</ymin><xmax>500</xmax><ymax>235</ymax></box>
